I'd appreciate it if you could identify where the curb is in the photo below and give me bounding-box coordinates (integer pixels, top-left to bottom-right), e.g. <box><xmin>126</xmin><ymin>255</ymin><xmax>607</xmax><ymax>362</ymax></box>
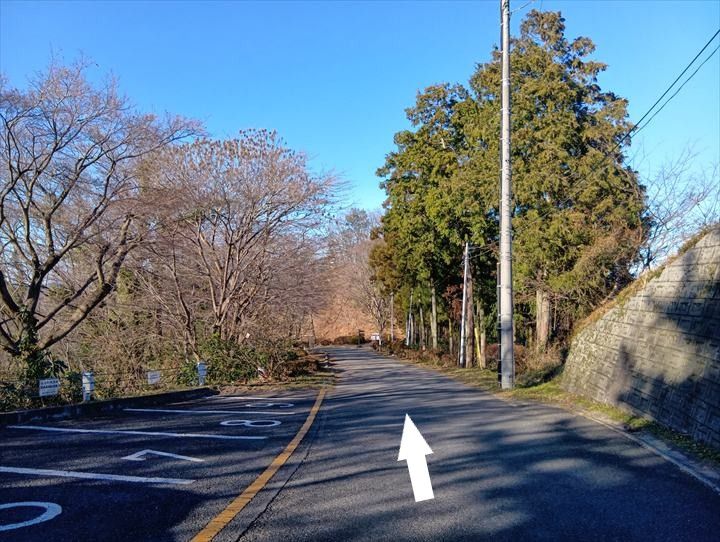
<box><xmin>0</xmin><ymin>387</ymin><xmax>218</xmax><ymax>426</ymax></box>
<box><xmin>576</xmin><ymin>410</ymin><xmax>720</xmax><ymax>496</ymax></box>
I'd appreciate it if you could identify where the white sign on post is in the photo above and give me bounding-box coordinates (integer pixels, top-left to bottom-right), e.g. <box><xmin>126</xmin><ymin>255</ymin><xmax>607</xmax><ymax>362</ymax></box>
<box><xmin>147</xmin><ymin>371</ymin><xmax>161</xmax><ymax>385</ymax></box>
<box><xmin>38</xmin><ymin>378</ymin><xmax>60</xmax><ymax>397</ymax></box>
<box><xmin>197</xmin><ymin>362</ymin><xmax>207</xmax><ymax>386</ymax></box>
<box><xmin>82</xmin><ymin>372</ymin><xmax>95</xmax><ymax>401</ymax></box>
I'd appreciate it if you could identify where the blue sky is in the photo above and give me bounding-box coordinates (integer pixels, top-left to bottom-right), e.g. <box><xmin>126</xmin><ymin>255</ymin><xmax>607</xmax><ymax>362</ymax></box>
<box><xmin>1</xmin><ymin>0</ymin><xmax>718</xmax><ymax>210</ymax></box>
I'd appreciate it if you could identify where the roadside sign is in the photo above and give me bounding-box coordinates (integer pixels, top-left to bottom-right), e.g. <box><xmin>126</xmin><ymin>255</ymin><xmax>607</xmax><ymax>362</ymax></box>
<box><xmin>370</xmin><ymin>333</ymin><xmax>381</xmax><ymax>341</ymax></box>
<box><xmin>38</xmin><ymin>378</ymin><xmax>60</xmax><ymax>397</ymax></box>
<box><xmin>82</xmin><ymin>372</ymin><xmax>95</xmax><ymax>401</ymax></box>
<box><xmin>197</xmin><ymin>362</ymin><xmax>207</xmax><ymax>386</ymax></box>
<box><xmin>147</xmin><ymin>371</ymin><xmax>161</xmax><ymax>385</ymax></box>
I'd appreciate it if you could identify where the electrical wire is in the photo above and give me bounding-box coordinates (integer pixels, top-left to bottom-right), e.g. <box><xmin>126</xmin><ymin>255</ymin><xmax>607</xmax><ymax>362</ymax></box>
<box><xmin>617</xmin><ymin>29</ymin><xmax>720</xmax><ymax>151</ymax></box>
<box><xmin>511</xmin><ymin>0</ymin><xmax>537</xmax><ymax>14</ymax></box>
<box><xmin>632</xmin><ymin>43</ymin><xmax>720</xmax><ymax>140</ymax></box>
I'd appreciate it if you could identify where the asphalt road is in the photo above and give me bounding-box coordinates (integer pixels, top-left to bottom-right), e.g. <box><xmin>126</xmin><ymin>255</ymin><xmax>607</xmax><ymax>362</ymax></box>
<box><xmin>0</xmin><ymin>390</ymin><xmax>319</xmax><ymax>541</ymax></box>
<box><xmin>241</xmin><ymin>347</ymin><xmax>720</xmax><ymax>542</ymax></box>
<box><xmin>2</xmin><ymin>346</ymin><xmax>719</xmax><ymax>541</ymax></box>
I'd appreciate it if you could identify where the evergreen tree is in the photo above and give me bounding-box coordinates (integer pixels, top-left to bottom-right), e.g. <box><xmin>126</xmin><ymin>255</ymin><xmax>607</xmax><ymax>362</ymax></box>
<box><xmin>373</xmin><ymin>10</ymin><xmax>647</xmax><ymax>356</ymax></box>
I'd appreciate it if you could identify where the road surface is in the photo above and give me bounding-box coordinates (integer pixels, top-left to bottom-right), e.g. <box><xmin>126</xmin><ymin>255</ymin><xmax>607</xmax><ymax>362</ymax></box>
<box><xmin>242</xmin><ymin>347</ymin><xmax>720</xmax><ymax>541</ymax></box>
<box><xmin>2</xmin><ymin>346</ymin><xmax>719</xmax><ymax>541</ymax></box>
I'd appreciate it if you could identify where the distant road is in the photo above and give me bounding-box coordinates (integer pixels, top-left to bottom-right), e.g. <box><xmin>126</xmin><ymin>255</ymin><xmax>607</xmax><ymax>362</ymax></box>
<box><xmin>241</xmin><ymin>346</ymin><xmax>720</xmax><ymax>542</ymax></box>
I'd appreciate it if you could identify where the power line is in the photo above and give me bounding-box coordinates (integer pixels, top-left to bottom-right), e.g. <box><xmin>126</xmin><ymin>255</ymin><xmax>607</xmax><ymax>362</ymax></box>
<box><xmin>628</xmin><ymin>29</ymin><xmax>719</xmax><ymax>141</ymax></box>
<box><xmin>511</xmin><ymin>0</ymin><xmax>536</xmax><ymax>14</ymax></box>
<box><xmin>632</xmin><ymin>43</ymin><xmax>720</xmax><ymax>140</ymax></box>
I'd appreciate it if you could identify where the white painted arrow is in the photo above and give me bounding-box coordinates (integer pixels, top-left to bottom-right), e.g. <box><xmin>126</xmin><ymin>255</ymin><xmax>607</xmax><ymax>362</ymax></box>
<box><xmin>397</xmin><ymin>414</ymin><xmax>434</xmax><ymax>502</ymax></box>
<box><xmin>122</xmin><ymin>449</ymin><xmax>204</xmax><ymax>463</ymax></box>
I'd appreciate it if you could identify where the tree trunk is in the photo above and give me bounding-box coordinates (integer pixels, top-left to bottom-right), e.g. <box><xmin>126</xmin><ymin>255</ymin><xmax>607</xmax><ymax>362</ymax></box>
<box><xmin>309</xmin><ymin>313</ymin><xmax>316</xmax><ymax>348</ymax></box>
<box><xmin>406</xmin><ymin>291</ymin><xmax>413</xmax><ymax>346</ymax></box>
<box><xmin>18</xmin><ymin>310</ymin><xmax>49</xmax><ymax>380</ymax></box>
<box><xmin>475</xmin><ymin>302</ymin><xmax>486</xmax><ymax>369</ymax></box>
<box><xmin>448</xmin><ymin>320</ymin><xmax>453</xmax><ymax>356</ymax></box>
<box><xmin>390</xmin><ymin>292</ymin><xmax>395</xmax><ymax>343</ymax></box>
<box><xmin>410</xmin><ymin>291</ymin><xmax>414</xmax><ymax>346</ymax></box>
<box><xmin>430</xmin><ymin>285</ymin><xmax>438</xmax><ymax>351</ymax></box>
<box><xmin>464</xmin><ymin>274</ymin><xmax>474</xmax><ymax>368</ymax></box>
<box><xmin>409</xmin><ymin>313</ymin><xmax>414</xmax><ymax>347</ymax></box>
<box><xmin>536</xmin><ymin>288</ymin><xmax>551</xmax><ymax>352</ymax></box>
<box><xmin>419</xmin><ymin>307</ymin><xmax>425</xmax><ymax>350</ymax></box>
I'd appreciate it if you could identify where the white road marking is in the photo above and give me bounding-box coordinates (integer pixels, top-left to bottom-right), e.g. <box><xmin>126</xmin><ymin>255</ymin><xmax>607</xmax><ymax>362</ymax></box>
<box><xmin>212</xmin><ymin>396</ymin><xmax>300</xmax><ymax>401</ymax></box>
<box><xmin>239</xmin><ymin>402</ymin><xmax>294</xmax><ymax>408</ymax></box>
<box><xmin>124</xmin><ymin>408</ymin><xmax>296</xmax><ymax>415</ymax></box>
<box><xmin>220</xmin><ymin>419</ymin><xmax>281</xmax><ymax>427</ymax></box>
<box><xmin>0</xmin><ymin>466</ymin><xmax>194</xmax><ymax>485</ymax></box>
<box><xmin>0</xmin><ymin>502</ymin><xmax>61</xmax><ymax>532</ymax></box>
<box><xmin>7</xmin><ymin>425</ymin><xmax>267</xmax><ymax>440</ymax></box>
<box><xmin>122</xmin><ymin>449</ymin><xmax>204</xmax><ymax>462</ymax></box>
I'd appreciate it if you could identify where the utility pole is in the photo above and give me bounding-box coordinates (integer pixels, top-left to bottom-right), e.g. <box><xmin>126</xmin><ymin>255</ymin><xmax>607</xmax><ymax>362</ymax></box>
<box><xmin>459</xmin><ymin>241</ymin><xmax>470</xmax><ymax>368</ymax></box>
<box><xmin>499</xmin><ymin>0</ymin><xmax>515</xmax><ymax>389</ymax></box>
<box><xmin>406</xmin><ymin>291</ymin><xmax>414</xmax><ymax>347</ymax></box>
<box><xmin>430</xmin><ymin>284</ymin><xmax>438</xmax><ymax>350</ymax></box>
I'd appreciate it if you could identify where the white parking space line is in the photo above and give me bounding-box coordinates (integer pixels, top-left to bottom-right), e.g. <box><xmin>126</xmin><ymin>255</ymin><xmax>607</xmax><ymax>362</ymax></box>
<box><xmin>8</xmin><ymin>425</ymin><xmax>267</xmax><ymax>440</ymax></box>
<box><xmin>124</xmin><ymin>408</ymin><xmax>297</xmax><ymax>415</ymax></box>
<box><xmin>0</xmin><ymin>466</ymin><xmax>195</xmax><ymax>485</ymax></box>
<box><xmin>211</xmin><ymin>396</ymin><xmax>302</xmax><ymax>401</ymax></box>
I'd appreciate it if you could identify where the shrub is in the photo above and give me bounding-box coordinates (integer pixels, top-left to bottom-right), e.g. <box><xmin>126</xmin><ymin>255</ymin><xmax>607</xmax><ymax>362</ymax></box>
<box><xmin>283</xmin><ymin>356</ymin><xmax>321</xmax><ymax>377</ymax></box>
<box><xmin>199</xmin><ymin>335</ymin><xmax>258</xmax><ymax>384</ymax></box>
<box><xmin>515</xmin><ymin>345</ymin><xmax>565</xmax><ymax>387</ymax></box>
<box><xmin>484</xmin><ymin>343</ymin><xmax>529</xmax><ymax>372</ymax></box>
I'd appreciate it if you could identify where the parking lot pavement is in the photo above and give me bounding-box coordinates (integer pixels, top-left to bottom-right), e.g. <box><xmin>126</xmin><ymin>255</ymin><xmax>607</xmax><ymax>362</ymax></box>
<box><xmin>0</xmin><ymin>391</ymin><xmax>320</xmax><ymax>541</ymax></box>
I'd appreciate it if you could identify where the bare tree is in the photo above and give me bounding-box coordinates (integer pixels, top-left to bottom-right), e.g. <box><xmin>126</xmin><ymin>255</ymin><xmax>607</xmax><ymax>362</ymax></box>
<box><xmin>144</xmin><ymin>132</ymin><xmax>336</xmax><ymax>355</ymax></box>
<box><xmin>640</xmin><ymin>149</ymin><xmax>719</xmax><ymax>270</ymax></box>
<box><xmin>0</xmin><ymin>62</ymin><xmax>195</xmax><ymax>377</ymax></box>
<box><xmin>323</xmin><ymin>210</ymin><xmax>389</xmax><ymax>339</ymax></box>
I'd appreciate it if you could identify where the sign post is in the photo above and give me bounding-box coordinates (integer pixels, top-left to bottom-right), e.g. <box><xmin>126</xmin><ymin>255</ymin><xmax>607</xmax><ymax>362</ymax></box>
<box><xmin>82</xmin><ymin>372</ymin><xmax>95</xmax><ymax>402</ymax></box>
<box><xmin>197</xmin><ymin>362</ymin><xmax>207</xmax><ymax>386</ymax></box>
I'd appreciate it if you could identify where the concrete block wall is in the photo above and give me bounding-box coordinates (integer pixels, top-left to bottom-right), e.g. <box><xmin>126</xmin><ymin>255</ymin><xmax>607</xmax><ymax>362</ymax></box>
<box><xmin>563</xmin><ymin>226</ymin><xmax>720</xmax><ymax>448</ymax></box>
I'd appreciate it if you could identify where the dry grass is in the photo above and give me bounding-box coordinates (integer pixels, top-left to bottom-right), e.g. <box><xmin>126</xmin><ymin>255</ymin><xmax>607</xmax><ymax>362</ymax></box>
<box><xmin>219</xmin><ymin>368</ymin><xmax>336</xmax><ymax>394</ymax></box>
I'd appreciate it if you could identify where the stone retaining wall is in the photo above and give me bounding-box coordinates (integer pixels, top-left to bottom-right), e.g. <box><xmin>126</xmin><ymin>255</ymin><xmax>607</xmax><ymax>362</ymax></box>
<box><xmin>563</xmin><ymin>227</ymin><xmax>720</xmax><ymax>447</ymax></box>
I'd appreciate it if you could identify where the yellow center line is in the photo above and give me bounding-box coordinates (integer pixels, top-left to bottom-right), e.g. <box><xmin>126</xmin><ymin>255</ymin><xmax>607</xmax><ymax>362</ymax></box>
<box><xmin>191</xmin><ymin>388</ymin><xmax>327</xmax><ymax>542</ymax></box>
